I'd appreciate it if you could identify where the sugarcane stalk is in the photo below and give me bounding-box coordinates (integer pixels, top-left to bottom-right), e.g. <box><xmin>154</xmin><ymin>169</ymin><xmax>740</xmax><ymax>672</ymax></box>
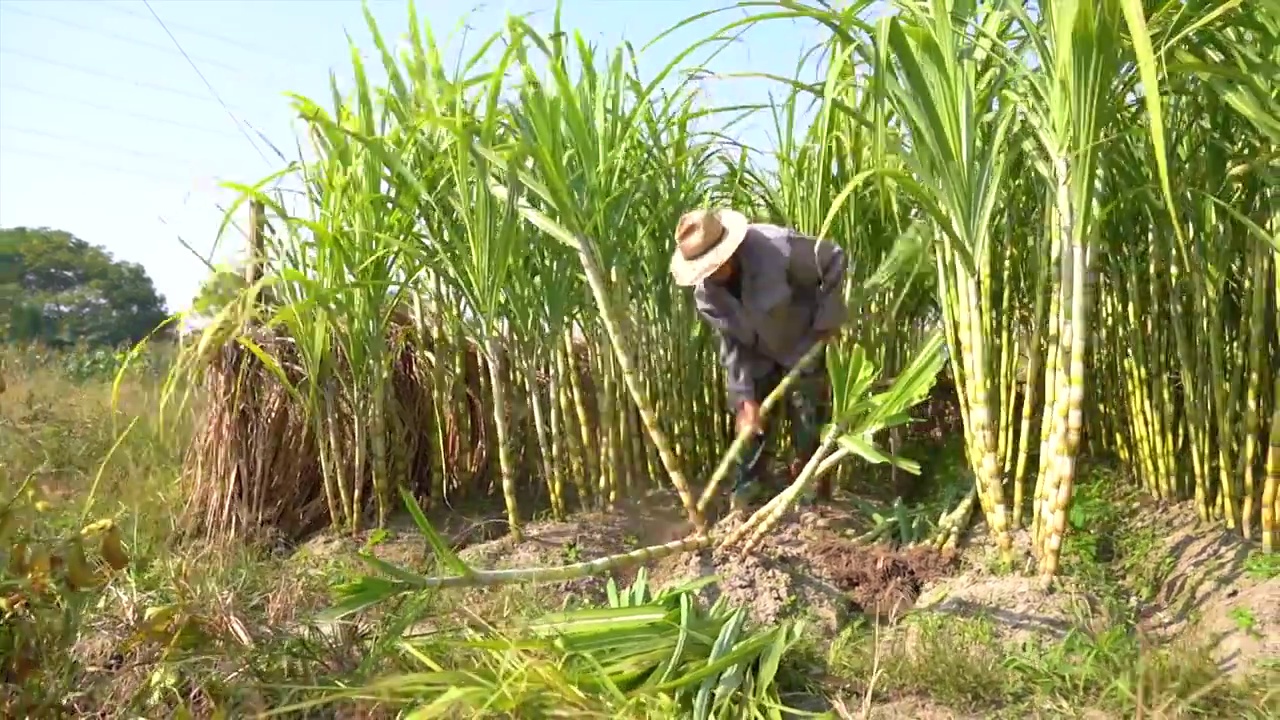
<box><xmin>694</xmin><ymin>341</ymin><xmax>829</xmax><ymax>515</ymax></box>
<box><xmin>565</xmin><ymin>327</ymin><xmax>600</xmax><ymax>505</ymax></box>
<box><xmin>739</xmin><ymin>441</ymin><xmax>852</xmax><ymax>556</ymax></box>
<box><xmin>485</xmin><ymin>335</ymin><xmax>523</xmax><ymax>542</ymax></box>
<box><xmin>565</xmin><ymin>235</ymin><xmax>705</xmax><ymax>532</ymax></box>
<box><xmin>1265</xmin><ymin>244</ymin><xmax>1280</xmax><ymax>553</ymax></box>
<box><xmin>1012</xmin><ymin>193</ymin><xmax>1053</xmax><ymax>528</ymax></box>
<box><xmin>1265</xmin><ymin>378</ymin><xmax>1279</xmax><ymax>554</ymax></box>
<box><xmin>1040</xmin><ymin>185</ymin><xmax>1093</xmax><ymax>582</ymax></box>
<box><xmin>523</xmin><ymin>353</ymin><xmax>562</xmax><ymax>519</ymax></box>
<box><xmin>719</xmin><ymin>430</ymin><xmax>846</xmax><ymax>554</ymax></box>
<box><xmin>370</xmin><ymin>369</ymin><xmax>390</xmax><ymax>528</ymax></box>
<box><xmin>1239</xmin><ymin>238</ymin><xmax>1269</xmax><ymax>539</ymax></box>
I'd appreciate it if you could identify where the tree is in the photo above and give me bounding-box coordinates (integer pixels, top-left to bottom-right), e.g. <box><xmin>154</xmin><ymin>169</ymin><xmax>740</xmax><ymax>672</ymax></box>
<box><xmin>0</xmin><ymin>227</ymin><xmax>170</xmax><ymax>348</ymax></box>
<box><xmin>190</xmin><ymin>264</ymin><xmax>247</xmax><ymax>318</ymax></box>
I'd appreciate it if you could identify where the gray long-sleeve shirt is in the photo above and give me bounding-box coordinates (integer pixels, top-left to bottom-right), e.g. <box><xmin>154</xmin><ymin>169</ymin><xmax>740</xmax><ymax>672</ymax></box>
<box><xmin>693</xmin><ymin>223</ymin><xmax>849</xmax><ymax>409</ymax></box>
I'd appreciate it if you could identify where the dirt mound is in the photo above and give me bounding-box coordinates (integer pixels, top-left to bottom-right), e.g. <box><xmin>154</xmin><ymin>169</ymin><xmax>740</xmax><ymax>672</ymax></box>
<box><xmin>1134</xmin><ymin>504</ymin><xmax>1280</xmax><ymax>677</ymax></box>
<box><xmin>652</xmin><ymin>516</ymin><xmax>848</xmax><ymax>630</ymax></box>
<box><xmin>653</xmin><ymin>514</ymin><xmax>959</xmax><ymax>631</ymax></box>
<box><xmin>809</xmin><ymin>538</ymin><xmax>958</xmax><ymax>621</ymax></box>
<box><xmin>455</xmin><ymin>490</ymin><xmax>694</xmax><ymax>603</ymax></box>
<box><xmin>913</xmin><ymin>571</ymin><xmax>1101</xmax><ymax>646</ymax></box>
<box><xmin>311</xmin><ymin>491</ymin><xmax>966</xmax><ymax>635</ymax></box>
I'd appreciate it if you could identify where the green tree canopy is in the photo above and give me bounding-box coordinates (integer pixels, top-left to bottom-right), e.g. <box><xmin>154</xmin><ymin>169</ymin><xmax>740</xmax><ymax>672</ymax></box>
<box><xmin>190</xmin><ymin>264</ymin><xmax>247</xmax><ymax>318</ymax></box>
<box><xmin>0</xmin><ymin>227</ymin><xmax>170</xmax><ymax>348</ymax></box>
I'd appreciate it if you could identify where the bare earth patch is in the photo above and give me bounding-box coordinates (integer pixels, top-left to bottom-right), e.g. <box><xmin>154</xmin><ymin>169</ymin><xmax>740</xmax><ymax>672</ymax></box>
<box><xmin>451</xmin><ymin>489</ymin><xmax>694</xmax><ymax>603</ymax></box>
<box><xmin>652</xmin><ymin>510</ymin><xmax>958</xmax><ymax>632</ymax></box>
<box><xmin>912</xmin><ymin>569</ymin><xmax>1100</xmax><ymax>645</ymax></box>
<box><xmin>366</xmin><ymin>488</ymin><xmax>966</xmax><ymax>633</ymax></box>
<box><xmin>1134</xmin><ymin>504</ymin><xmax>1280</xmax><ymax>677</ymax></box>
<box><xmin>810</xmin><ymin>537</ymin><xmax>958</xmax><ymax>621</ymax></box>
<box><xmin>861</xmin><ymin>696</ymin><xmax>983</xmax><ymax>719</ymax></box>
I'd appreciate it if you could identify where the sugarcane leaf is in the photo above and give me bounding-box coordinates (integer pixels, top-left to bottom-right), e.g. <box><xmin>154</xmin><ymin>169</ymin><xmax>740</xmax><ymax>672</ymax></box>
<box><xmin>318</xmin><ymin>576</ymin><xmax>411</xmax><ymax>621</ymax></box>
<box><xmin>837</xmin><ymin>434</ymin><xmax>923</xmax><ymax>474</ymax></box>
<box><xmin>655</xmin><ymin>574</ymin><xmax>721</xmax><ymax>602</ymax></box>
<box><xmin>355</xmin><ymin>553</ymin><xmax>433</xmax><ymax>587</ymax></box>
<box><xmin>754</xmin><ymin>621</ymin><xmax>795</xmax><ymax>705</ymax></box>
<box><xmin>652</xmin><ymin>593</ymin><xmax>695</xmax><ymax>688</ymax></box>
<box><xmin>526</xmin><ymin>604</ymin><xmax>672</xmax><ymax>637</ymax></box>
<box><xmin>661</xmin><ymin>628</ymin><xmax>781</xmax><ymax>693</ymax></box>
<box><xmin>692</xmin><ymin>607</ymin><xmax>745</xmax><ymax>719</ymax></box>
<box><xmin>632</xmin><ymin>567</ymin><xmax>650</xmax><ymax>606</ymax></box>
<box><xmin>606</xmin><ymin>576</ymin><xmax>621</xmax><ymax>607</ymax></box>
<box><xmin>398</xmin><ymin>486</ymin><xmax>471</xmax><ymax>577</ymax></box>
<box><xmin>858</xmin><ymin>331</ymin><xmax>945</xmax><ymax>430</ymax></box>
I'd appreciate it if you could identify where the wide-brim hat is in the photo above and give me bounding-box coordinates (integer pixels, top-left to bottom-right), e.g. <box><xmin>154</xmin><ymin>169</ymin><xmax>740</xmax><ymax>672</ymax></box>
<box><xmin>668</xmin><ymin>208</ymin><xmax>750</xmax><ymax>287</ymax></box>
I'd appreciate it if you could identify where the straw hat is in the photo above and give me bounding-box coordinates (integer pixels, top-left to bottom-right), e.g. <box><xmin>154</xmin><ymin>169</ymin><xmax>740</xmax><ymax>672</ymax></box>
<box><xmin>668</xmin><ymin>208</ymin><xmax>751</xmax><ymax>287</ymax></box>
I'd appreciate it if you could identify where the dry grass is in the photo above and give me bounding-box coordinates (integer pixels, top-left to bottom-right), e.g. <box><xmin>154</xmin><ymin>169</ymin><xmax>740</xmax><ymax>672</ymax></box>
<box><xmin>177</xmin><ymin>323</ymin><xmax>612</xmax><ymax>545</ymax></box>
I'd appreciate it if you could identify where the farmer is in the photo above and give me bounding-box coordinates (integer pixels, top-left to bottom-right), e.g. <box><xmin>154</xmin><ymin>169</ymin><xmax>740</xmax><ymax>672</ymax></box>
<box><xmin>669</xmin><ymin>208</ymin><xmax>849</xmax><ymax>512</ymax></box>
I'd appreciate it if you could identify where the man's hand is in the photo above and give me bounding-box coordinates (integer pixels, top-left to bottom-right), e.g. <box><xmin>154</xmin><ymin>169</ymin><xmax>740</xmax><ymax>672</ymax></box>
<box><xmin>735</xmin><ymin>400</ymin><xmax>762</xmax><ymax>436</ymax></box>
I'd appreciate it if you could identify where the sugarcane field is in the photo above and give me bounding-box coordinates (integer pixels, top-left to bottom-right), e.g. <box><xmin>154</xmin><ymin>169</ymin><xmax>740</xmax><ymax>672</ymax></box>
<box><xmin>2</xmin><ymin>0</ymin><xmax>1279</xmax><ymax>717</ymax></box>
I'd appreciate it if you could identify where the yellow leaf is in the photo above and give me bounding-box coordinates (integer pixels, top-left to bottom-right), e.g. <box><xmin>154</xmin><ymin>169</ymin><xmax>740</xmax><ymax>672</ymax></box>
<box><xmin>100</xmin><ymin>526</ymin><xmax>129</xmax><ymax>570</ymax></box>
<box><xmin>27</xmin><ymin>547</ymin><xmax>51</xmax><ymax>593</ymax></box>
<box><xmin>81</xmin><ymin>519</ymin><xmax>115</xmax><ymax>536</ymax></box>
<box><xmin>7</xmin><ymin>541</ymin><xmax>28</xmax><ymax>576</ymax></box>
<box><xmin>64</xmin><ymin>539</ymin><xmax>99</xmax><ymax>591</ymax></box>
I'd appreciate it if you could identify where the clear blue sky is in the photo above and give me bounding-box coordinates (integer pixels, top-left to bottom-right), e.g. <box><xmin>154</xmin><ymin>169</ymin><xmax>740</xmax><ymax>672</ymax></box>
<box><xmin>0</xmin><ymin>0</ymin><xmax>838</xmax><ymax>314</ymax></box>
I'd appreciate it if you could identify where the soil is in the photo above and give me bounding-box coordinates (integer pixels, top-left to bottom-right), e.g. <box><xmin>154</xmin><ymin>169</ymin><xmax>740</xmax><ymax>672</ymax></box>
<box><xmin>913</xmin><ymin>569</ymin><xmax>1101</xmax><ymax>644</ymax></box>
<box><xmin>861</xmin><ymin>697</ymin><xmax>982</xmax><ymax>719</ymax></box>
<box><xmin>907</xmin><ymin>526</ymin><xmax>1104</xmax><ymax>646</ymax></box>
<box><xmin>1132</xmin><ymin>503</ymin><xmax>1280</xmax><ymax>677</ymax></box>
<box><xmin>455</xmin><ymin>490</ymin><xmax>694</xmax><ymax>603</ymax></box>
<box><xmin>808</xmin><ymin>538</ymin><xmax>958</xmax><ymax>621</ymax></box>
<box><xmin>777</xmin><ymin>692</ymin><xmax>983</xmax><ymax>720</ymax></box>
<box><xmin>397</xmin><ymin>491</ymin><xmax>966</xmax><ymax>634</ymax></box>
<box><xmin>294</xmin><ymin>481</ymin><xmax>1277</xmax><ymax>707</ymax></box>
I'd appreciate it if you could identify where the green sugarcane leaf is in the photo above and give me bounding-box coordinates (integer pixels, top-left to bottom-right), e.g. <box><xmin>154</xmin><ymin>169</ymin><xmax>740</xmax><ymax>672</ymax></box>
<box><xmin>655</xmin><ymin>574</ymin><xmax>721</xmax><ymax>602</ymax></box>
<box><xmin>526</xmin><ymin>604</ymin><xmax>672</xmax><ymax>637</ymax></box>
<box><xmin>754</xmin><ymin>622</ymin><xmax>791</xmax><ymax>699</ymax></box>
<box><xmin>632</xmin><ymin>567</ymin><xmax>650</xmax><ymax>606</ymax></box>
<box><xmin>838</xmin><ymin>434</ymin><xmax>923</xmax><ymax>474</ymax></box>
<box><xmin>355</xmin><ymin>553</ymin><xmax>434</xmax><ymax>587</ymax></box>
<box><xmin>648</xmin><ymin>592</ymin><xmax>695</xmax><ymax>689</ymax></box>
<box><xmin>398</xmin><ymin>486</ymin><xmax>472</xmax><ymax>578</ymax></box>
<box><xmin>606</xmin><ymin>576</ymin><xmax>620</xmax><ymax>608</ymax></box>
<box><xmin>318</xmin><ymin>576</ymin><xmax>412</xmax><ymax>622</ymax></box>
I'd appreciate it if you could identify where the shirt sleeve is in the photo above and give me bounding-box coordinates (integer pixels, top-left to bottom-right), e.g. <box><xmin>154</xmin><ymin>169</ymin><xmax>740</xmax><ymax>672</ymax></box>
<box><xmin>695</xmin><ymin>286</ymin><xmax>759</xmax><ymax>409</ymax></box>
<box><xmin>717</xmin><ymin>334</ymin><xmax>759</xmax><ymax>409</ymax></box>
<box><xmin>788</xmin><ymin>231</ymin><xmax>849</xmax><ymax>332</ymax></box>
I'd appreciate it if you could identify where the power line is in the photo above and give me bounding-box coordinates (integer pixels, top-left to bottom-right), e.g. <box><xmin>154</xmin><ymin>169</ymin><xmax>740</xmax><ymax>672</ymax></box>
<box><xmin>0</xmin><ymin>82</ymin><xmax>249</xmax><ymax>140</ymax></box>
<box><xmin>0</xmin><ymin>47</ymin><xmax>248</xmax><ymax>109</ymax></box>
<box><xmin>0</xmin><ymin>146</ymin><xmax>218</xmax><ymax>188</ymax></box>
<box><xmin>97</xmin><ymin>0</ymin><xmax>329</xmax><ymax>72</ymax></box>
<box><xmin>0</xmin><ymin>3</ymin><xmax>290</xmax><ymax>90</ymax></box>
<box><xmin>141</xmin><ymin>0</ymin><xmax>274</xmax><ymax>166</ymax></box>
<box><xmin>1</xmin><ymin>124</ymin><xmax>217</xmax><ymax>170</ymax></box>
